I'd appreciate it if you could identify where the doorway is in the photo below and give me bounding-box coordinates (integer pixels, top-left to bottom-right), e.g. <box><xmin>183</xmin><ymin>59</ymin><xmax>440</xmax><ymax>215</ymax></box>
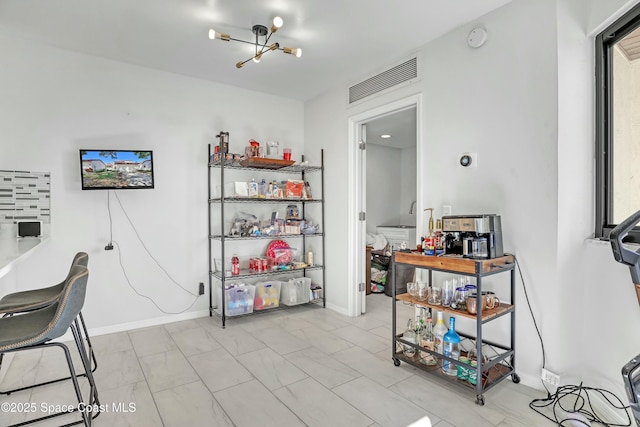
<box><xmin>347</xmin><ymin>94</ymin><xmax>423</xmax><ymax>317</ymax></box>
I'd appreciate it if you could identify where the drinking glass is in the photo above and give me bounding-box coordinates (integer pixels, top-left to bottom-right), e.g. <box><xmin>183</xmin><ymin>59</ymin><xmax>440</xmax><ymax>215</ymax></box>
<box><xmin>416</xmin><ymin>282</ymin><xmax>428</xmax><ymax>301</ymax></box>
<box><xmin>407</xmin><ymin>282</ymin><xmax>418</xmax><ymax>298</ymax></box>
<box><xmin>442</xmin><ymin>279</ymin><xmax>455</xmax><ymax>307</ymax></box>
<box><xmin>427</xmin><ymin>286</ymin><xmax>442</xmax><ymax>305</ymax></box>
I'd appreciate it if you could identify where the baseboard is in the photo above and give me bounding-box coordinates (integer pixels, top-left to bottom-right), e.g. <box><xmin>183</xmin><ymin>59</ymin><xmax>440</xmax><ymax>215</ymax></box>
<box><xmin>89</xmin><ymin>309</ymin><xmax>211</xmax><ymax>336</ymax></box>
<box><xmin>590</xmin><ymin>390</ymin><xmax>631</xmax><ymax>425</ymax></box>
<box><xmin>53</xmin><ymin>309</ymin><xmax>210</xmax><ymax>343</ymax></box>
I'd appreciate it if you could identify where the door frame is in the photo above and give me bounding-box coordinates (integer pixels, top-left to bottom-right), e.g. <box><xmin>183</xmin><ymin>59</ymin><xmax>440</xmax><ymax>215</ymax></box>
<box><xmin>347</xmin><ymin>93</ymin><xmax>423</xmax><ymax>317</ymax></box>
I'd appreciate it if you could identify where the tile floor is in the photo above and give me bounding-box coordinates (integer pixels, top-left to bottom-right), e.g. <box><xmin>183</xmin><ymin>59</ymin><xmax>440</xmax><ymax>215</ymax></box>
<box><xmin>0</xmin><ymin>294</ymin><xmax>556</xmax><ymax>427</ymax></box>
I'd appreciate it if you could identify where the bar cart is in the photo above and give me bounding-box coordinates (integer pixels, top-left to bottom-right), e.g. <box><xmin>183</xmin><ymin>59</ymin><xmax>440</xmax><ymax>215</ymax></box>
<box><xmin>391</xmin><ymin>251</ymin><xmax>519</xmax><ymax>405</ymax></box>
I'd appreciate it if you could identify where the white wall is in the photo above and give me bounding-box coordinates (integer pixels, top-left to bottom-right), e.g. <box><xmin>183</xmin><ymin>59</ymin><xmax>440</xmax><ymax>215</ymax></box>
<box><xmin>366</xmin><ymin>144</ymin><xmax>402</xmax><ymax>233</ymax></box>
<box><xmin>399</xmin><ymin>147</ymin><xmax>418</xmax><ymax>227</ymax></box>
<box><xmin>365</xmin><ymin>144</ymin><xmax>417</xmax><ymax>234</ymax></box>
<box><xmin>305</xmin><ymin>0</ymin><xmax>640</xmax><ymax>396</ymax></box>
<box><xmin>0</xmin><ymin>34</ymin><xmax>304</xmax><ymax>331</ymax></box>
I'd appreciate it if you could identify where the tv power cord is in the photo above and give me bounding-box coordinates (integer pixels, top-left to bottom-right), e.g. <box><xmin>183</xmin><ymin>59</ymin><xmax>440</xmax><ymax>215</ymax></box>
<box><xmin>105</xmin><ymin>191</ymin><xmax>200</xmax><ymax>315</ymax></box>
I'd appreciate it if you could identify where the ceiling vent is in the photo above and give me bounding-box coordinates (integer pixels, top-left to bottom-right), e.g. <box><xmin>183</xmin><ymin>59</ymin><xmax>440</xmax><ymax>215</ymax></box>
<box><xmin>349</xmin><ymin>57</ymin><xmax>418</xmax><ymax>104</ymax></box>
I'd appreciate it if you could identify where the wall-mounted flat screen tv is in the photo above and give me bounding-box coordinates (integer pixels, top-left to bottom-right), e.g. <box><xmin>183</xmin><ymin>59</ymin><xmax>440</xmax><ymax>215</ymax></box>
<box><xmin>80</xmin><ymin>150</ymin><xmax>154</xmax><ymax>190</ymax></box>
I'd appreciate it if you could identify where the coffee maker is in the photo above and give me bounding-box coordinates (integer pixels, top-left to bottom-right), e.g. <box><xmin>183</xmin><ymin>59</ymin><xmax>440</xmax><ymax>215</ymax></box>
<box><xmin>442</xmin><ymin>214</ymin><xmax>504</xmax><ymax>259</ymax></box>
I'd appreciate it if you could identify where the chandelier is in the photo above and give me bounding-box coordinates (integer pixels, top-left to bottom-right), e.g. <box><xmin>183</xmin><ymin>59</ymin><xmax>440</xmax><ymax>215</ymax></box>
<box><xmin>209</xmin><ymin>17</ymin><xmax>302</xmax><ymax>69</ymax></box>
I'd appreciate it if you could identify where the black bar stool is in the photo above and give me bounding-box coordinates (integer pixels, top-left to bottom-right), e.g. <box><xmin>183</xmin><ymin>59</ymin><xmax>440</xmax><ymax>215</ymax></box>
<box><xmin>0</xmin><ymin>265</ymin><xmax>100</xmax><ymax>427</ymax></box>
<box><xmin>0</xmin><ymin>252</ymin><xmax>98</xmax><ymax>394</ymax></box>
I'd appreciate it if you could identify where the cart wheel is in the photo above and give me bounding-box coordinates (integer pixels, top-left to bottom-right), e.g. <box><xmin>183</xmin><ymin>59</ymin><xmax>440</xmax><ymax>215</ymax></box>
<box><xmin>393</xmin><ymin>358</ymin><xmax>401</xmax><ymax>367</ymax></box>
<box><xmin>512</xmin><ymin>373</ymin><xmax>520</xmax><ymax>384</ymax></box>
<box><xmin>475</xmin><ymin>395</ymin><xmax>485</xmax><ymax>406</ymax></box>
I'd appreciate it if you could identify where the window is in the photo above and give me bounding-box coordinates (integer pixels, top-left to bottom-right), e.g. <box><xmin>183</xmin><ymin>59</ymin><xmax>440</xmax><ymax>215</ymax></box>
<box><xmin>596</xmin><ymin>3</ymin><xmax>640</xmax><ymax>242</ymax></box>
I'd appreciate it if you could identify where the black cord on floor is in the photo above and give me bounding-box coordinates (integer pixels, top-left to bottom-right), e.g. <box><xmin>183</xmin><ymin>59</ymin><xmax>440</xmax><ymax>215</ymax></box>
<box><xmin>510</xmin><ymin>253</ymin><xmax>633</xmax><ymax>426</ymax></box>
<box><xmin>529</xmin><ymin>383</ymin><xmax>632</xmax><ymax>426</ymax></box>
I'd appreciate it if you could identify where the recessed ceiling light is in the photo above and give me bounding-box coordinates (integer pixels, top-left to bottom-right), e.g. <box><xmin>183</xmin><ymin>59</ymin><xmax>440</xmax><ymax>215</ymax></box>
<box><xmin>381</xmin><ymin>134</ymin><xmax>391</xmax><ymax>139</ymax></box>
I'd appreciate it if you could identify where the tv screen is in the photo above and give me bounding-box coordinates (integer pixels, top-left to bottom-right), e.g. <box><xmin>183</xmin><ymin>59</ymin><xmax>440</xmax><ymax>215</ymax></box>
<box><xmin>80</xmin><ymin>150</ymin><xmax>154</xmax><ymax>190</ymax></box>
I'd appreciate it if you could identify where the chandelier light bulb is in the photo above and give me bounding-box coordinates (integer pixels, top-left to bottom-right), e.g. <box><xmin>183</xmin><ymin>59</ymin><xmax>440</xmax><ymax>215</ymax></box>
<box><xmin>284</xmin><ymin>47</ymin><xmax>302</xmax><ymax>58</ymax></box>
<box><xmin>209</xmin><ymin>28</ymin><xmax>230</xmax><ymax>41</ymax></box>
<box><xmin>271</xmin><ymin>16</ymin><xmax>283</xmax><ymax>32</ymax></box>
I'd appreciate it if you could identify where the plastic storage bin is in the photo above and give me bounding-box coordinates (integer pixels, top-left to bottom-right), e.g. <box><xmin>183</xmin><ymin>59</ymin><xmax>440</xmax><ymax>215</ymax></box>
<box><xmin>254</xmin><ymin>281</ymin><xmax>282</xmax><ymax>310</ymax></box>
<box><xmin>215</xmin><ymin>283</ymin><xmax>255</xmax><ymax>316</ymax></box>
<box><xmin>281</xmin><ymin>277</ymin><xmax>311</xmax><ymax>306</ymax></box>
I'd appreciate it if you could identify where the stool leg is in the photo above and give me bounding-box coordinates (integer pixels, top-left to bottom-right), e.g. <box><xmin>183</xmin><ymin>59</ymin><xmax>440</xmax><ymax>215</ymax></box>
<box><xmin>72</xmin><ymin>319</ymin><xmax>100</xmax><ymax>415</ymax></box>
<box><xmin>78</xmin><ymin>311</ymin><xmax>97</xmax><ymax>373</ymax></box>
<box><xmin>60</xmin><ymin>338</ymin><xmax>92</xmax><ymax>427</ymax></box>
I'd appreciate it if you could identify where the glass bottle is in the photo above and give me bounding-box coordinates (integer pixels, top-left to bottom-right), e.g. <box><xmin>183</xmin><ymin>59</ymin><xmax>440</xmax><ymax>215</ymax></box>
<box><xmin>420</xmin><ymin>313</ymin><xmax>437</xmax><ymax>366</ymax></box>
<box><xmin>403</xmin><ymin>318</ymin><xmax>417</xmax><ymax>357</ymax></box>
<box><xmin>442</xmin><ymin>316</ymin><xmax>461</xmax><ymax>376</ymax></box>
<box><xmin>433</xmin><ymin>310</ymin><xmax>448</xmax><ymax>354</ymax></box>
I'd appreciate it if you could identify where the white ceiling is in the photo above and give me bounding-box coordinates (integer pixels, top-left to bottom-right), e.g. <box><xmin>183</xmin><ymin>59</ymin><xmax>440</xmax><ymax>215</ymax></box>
<box><xmin>0</xmin><ymin>0</ymin><xmax>511</xmax><ymax>102</ymax></box>
<box><xmin>366</xmin><ymin>107</ymin><xmax>417</xmax><ymax>149</ymax></box>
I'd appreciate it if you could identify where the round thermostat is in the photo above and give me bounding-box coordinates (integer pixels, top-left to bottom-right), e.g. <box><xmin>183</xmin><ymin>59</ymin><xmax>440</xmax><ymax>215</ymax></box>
<box><xmin>467</xmin><ymin>28</ymin><xmax>487</xmax><ymax>48</ymax></box>
<box><xmin>460</xmin><ymin>154</ymin><xmax>473</xmax><ymax>167</ymax></box>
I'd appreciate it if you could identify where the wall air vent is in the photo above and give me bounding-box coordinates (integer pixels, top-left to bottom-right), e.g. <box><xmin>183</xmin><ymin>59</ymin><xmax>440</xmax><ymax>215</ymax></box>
<box><xmin>348</xmin><ymin>57</ymin><xmax>418</xmax><ymax>104</ymax></box>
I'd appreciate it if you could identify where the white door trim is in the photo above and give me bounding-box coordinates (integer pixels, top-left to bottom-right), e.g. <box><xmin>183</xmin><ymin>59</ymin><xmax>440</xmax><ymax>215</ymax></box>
<box><xmin>347</xmin><ymin>93</ymin><xmax>424</xmax><ymax>317</ymax></box>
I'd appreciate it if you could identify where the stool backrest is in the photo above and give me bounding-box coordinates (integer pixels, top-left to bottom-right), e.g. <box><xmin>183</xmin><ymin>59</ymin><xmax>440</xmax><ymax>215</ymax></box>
<box><xmin>42</xmin><ymin>265</ymin><xmax>89</xmax><ymax>342</ymax></box>
<box><xmin>73</xmin><ymin>252</ymin><xmax>89</xmax><ymax>268</ymax></box>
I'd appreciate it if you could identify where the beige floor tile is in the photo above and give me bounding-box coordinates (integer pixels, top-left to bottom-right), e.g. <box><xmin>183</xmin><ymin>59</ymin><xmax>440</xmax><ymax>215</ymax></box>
<box><xmin>188</xmin><ymin>348</ymin><xmax>254</xmax><ymax>393</ymax></box>
<box><xmin>210</xmin><ymin>326</ymin><xmax>267</xmax><ymax>356</ymax></box>
<box><xmin>214</xmin><ymin>379</ymin><xmax>305</xmax><ymax>427</ymax></box>
<box><xmin>333</xmin><ymin>376</ymin><xmax>432</xmax><ymax>427</ymax></box>
<box><xmin>248</xmin><ymin>325</ymin><xmax>312</xmax><ymax>355</ymax></box>
<box><xmin>274</xmin><ymin>377</ymin><xmax>373</xmax><ymax>427</ymax></box>
<box><xmin>154</xmin><ymin>380</ymin><xmax>234</xmax><ymax>427</ymax></box>
<box><xmin>0</xmin><ymin>349</ymin><xmax>42</xmax><ymax>391</ymax></box>
<box><xmin>163</xmin><ymin>318</ymin><xmax>202</xmax><ymax>334</ymax></box>
<box><xmin>333</xmin><ymin>345</ymin><xmax>413</xmax><ymax>388</ymax></box>
<box><xmin>331</xmin><ymin>325</ymin><xmax>389</xmax><ymax>353</ymax></box>
<box><xmin>290</xmin><ymin>325</ymin><xmax>354</xmax><ymax>354</ymax></box>
<box><xmin>90</xmin><ymin>331</ymin><xmax>133</xmax><ymax>355</ymax></box>
<box><xmin>138</xmin><ymin>350</ymin><xmax>200</xmax><ymax>392</ymax></box>
<box><xmin>93</xmin><ymin>348</ymin><xmax>145</xmax><ymax>391</ymax></box>
<box><xmin>169</xmin><ymin>326</ymin><xmax>222</xmax><ymax>356</ymax></box>
<box><xmin>236</xmin><ymin>347</ymin><xmax>308</xmax><ymax>390</ymax></box>
<box><xmin>285</xmin><ymin>347</ymin><xmax>362</xmax><ymax>389</ymax></box>
<box><xmin>94</xmin><ymin>380</ymin><xmax>164</xmax><ymax>426</ymax></box>
<box><xmin>129</xmin><ymin>326</ymin><xmax>177</xmax><ymax>357</ymax></box>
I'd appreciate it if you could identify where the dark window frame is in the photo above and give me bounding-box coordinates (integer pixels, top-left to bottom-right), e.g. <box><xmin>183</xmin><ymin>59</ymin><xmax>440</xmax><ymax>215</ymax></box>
<box><xmin>595</xmin><ymin>3</ymin><xmax>640</xmax><ymax>242</ymax></box>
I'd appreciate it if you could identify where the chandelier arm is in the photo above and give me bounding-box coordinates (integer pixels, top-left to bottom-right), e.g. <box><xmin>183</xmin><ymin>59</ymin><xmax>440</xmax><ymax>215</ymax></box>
<box><xmin>227</xmin><ymin>37</ymin><xmax>261</xmax><ymax>46</ymax></box>
<box><xmin>236</xmin><ymin>48</ymin><xmax>278</xmax><ymax>69</ymax></box>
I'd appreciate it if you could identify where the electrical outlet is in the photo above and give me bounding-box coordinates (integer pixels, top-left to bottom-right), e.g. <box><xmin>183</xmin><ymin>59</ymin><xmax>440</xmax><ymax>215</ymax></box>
<box><xmin>541</xmin><ymin>368</ymin><xmax>560</xmax><ymax>386</ymax></box>
<box><xmin>198</xmin><ymin>282</ymin><xmax>205</xmax><ymax>296</ymax></box>
<box><xmin>443</xmin><ymin>205</ymin><xmax>452</xmax><ymax>216</ymax></box>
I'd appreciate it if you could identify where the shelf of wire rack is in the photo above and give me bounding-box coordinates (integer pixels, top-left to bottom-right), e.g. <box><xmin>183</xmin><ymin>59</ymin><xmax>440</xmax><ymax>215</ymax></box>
<box><xmin>207</xmin><ymin>143</ymin><xmax>326</xmax><ymax>327</ymax></box>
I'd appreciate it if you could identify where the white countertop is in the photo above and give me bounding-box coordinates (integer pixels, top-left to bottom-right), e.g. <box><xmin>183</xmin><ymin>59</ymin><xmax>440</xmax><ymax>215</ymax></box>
<box><xmin>0</xmin><ymin>235</ymin><xmax>47</xmax><ymax>279</ymax></box>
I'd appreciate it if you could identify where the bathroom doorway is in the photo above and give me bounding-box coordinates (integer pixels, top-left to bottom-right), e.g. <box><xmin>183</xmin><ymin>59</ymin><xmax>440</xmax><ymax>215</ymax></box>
<box><xmin>347</xmin><ymin>94</ymin><xmax>422</xmax><ymax>316</ymax></box>
<box><xmin>365</xmin><ymin>107</ymin><xmax>417</xmax><ymax>295</ymax></box>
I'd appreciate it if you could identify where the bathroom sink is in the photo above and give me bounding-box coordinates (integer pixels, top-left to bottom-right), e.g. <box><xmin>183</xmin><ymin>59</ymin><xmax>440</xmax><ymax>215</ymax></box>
<box><xmin>378</xmin><ymin>225</ymin><xmax>416</xmax><ymax>229</ymax></box>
